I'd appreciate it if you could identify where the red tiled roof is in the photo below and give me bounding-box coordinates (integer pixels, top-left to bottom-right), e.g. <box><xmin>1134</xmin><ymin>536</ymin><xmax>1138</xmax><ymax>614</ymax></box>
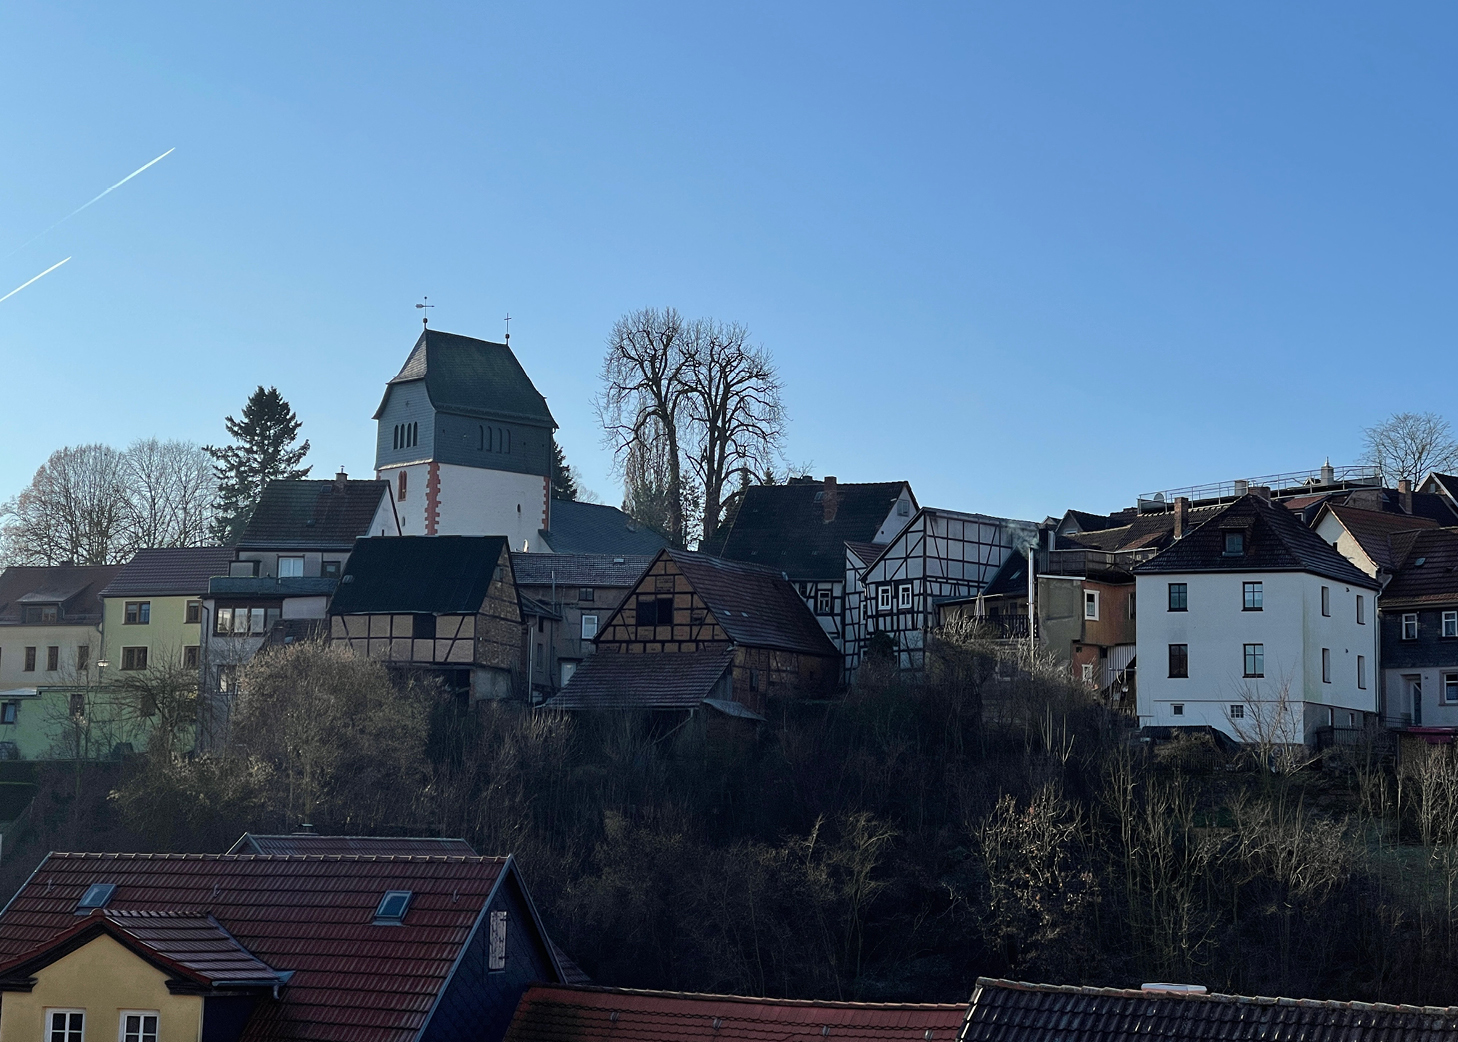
<box><xmin>504</xmin><ymin>984</ymin><xmax>967</xmax><ymax>1042</ymax></box>
<box><xmin>546</xmin><ymin>649</ymin><xmax>737</xmax><ymax>712</ymax></box>
<box><xmin>0</xmin><ymin>853</ymin><xmax>509</xmax><ymax>1042</ymax></box>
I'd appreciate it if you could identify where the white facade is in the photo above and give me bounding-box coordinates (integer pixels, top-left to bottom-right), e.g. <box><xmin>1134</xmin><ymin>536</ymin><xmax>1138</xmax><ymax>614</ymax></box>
<box><xmin>379</xmin><ymin>461</ymin><xmax>550</xmax><ymax>551</ymax></box>
<box><xmin>1136</xmin><ymin>569</ymin><xmax>1379</xmax><ymax>744</ymax></box>
<box><xmin>1312</xmin><ymin>512</ymin><xmax>1381</xmax><ymax>578</ymax></box>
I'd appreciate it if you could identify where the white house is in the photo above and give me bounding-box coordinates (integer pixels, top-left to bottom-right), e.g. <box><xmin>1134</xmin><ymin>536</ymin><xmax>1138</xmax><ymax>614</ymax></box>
<box><xmin>1135</xmin><ymin>491</ymin><xmax>1381</xmax><ymax>745</ymax></box>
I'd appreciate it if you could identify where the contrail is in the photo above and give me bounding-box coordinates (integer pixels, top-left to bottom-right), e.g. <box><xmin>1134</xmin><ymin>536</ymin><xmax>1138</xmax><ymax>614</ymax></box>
<box><xmin>2</xmin><ymin>148</ymin><xmax>175</xmax><ymax>260</ymax></box>
<box><xmin>0</xmin><ymin>257</ymin><xmax>72</xmax><ymax>304</ymax></box>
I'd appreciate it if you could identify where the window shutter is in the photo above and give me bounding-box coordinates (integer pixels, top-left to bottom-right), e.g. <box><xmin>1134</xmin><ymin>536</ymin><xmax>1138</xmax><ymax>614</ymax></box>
<box><xmin>488</xmin><ymin>909</ymin><xmax>507</xmax><ymax>970</ymax></box>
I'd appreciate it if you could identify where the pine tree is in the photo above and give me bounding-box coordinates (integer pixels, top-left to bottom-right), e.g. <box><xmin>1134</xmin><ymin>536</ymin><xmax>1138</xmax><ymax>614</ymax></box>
<box><xmin>551</xmin><ymin>440</ymin><xmax>579</xmax><ymax>501</ymax></box>
<box><xmin>206</xmin><ymin>386</ymin><xmax>311</xmax><ymax>543</ymax></box>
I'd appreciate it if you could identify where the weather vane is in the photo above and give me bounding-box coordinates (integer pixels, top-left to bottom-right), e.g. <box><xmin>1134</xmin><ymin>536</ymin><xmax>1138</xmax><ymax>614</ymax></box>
<box><xmin>416</xmin><ymin>296</ymin><xmax>434</xmax><ymax>327</ymax></box>
<box><xmin>504</xmin><ymin>312</ymin><xmax>512</xmax><ymax>344</ymax></box>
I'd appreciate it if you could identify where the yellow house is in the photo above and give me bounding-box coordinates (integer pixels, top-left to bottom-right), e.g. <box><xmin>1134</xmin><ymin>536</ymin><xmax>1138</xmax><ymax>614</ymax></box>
<box><xmin>0</xmin><ymin>907</ymin><xmax>287</xmax><ymax>1042</ymax></box>
<box><xmin>99</xmin><ymin>549</ymin><xmax>235</xmax><ymax>680</ymax></box>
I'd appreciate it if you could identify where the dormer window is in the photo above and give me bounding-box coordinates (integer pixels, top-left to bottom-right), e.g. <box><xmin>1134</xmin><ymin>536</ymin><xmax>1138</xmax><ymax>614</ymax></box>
<box><xmin>374</xmin><ymin>890</ymin><xmax>412</xmax><ymax>924</ymax></box>
<box><xmin>75</xmin><ymin>882</ymin><xmax>116</xmax><ymax>912</ymax></box>
<box><xmin>22</xmin><ymin>605</ymin><xmax>58</xmax><ymax>624</ymax></box>
<box><xmin>1223</xmin><ymin>531</ymin><xmax>1245</xmax><ymax>556</ymax></box>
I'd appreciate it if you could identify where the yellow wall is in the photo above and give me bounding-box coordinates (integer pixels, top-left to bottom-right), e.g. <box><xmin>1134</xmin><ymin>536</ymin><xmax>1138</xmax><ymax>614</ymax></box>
<box><xmin>100</xmin><ymin>597</ymin><xmax>202</xmax><ymax>676</ymax></box>
<box><xmin>0</xmin><ymin>933</ymin><xmax>202</xmax><ymax>1042</ymax></box>
<box><xmin>0</xmin><ymin>623</ymin><xmax>100</xmax><ymax>693</ymax></box>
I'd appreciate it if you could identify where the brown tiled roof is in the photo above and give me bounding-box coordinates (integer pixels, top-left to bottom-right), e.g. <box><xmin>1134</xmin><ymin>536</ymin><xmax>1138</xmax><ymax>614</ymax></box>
<box><xmin>511</xmin><ymin>553</ymin><xmax>654</xmax><ymax>588</ymax></box>
<box><xmin>1379</xmin><ymin>528</ymin><xmax>1458</xmax><ymax>608</ymax></box>
<box><xmin>963</xmin><ymin>977</ymin><xmax>1458</xmax><ymax>1042</ymax></box>
<box><xmin>545</xmin><ymin>649</ymin><xmax>736</xmax><ymax>712</ymax></box>
<box><xmin>668</xmin><ymin>550</ymin><xmax>839</xmax><ymax>658</ymax></box>
<box><xmin>226</xmin><ymin>833</ymin><xmax>478</xmax><ymax>856</ymax></box>
<box><xmin>505</xmin><ymin>983</ymin><xmax>967</xmax><ymax>1042</ymax></box>
<box><xmin>846</xmin><ymin>541</ymin><xmax>884</xmax><ymax>566</ymax></box>
<box><xmin>1324</xmin><ymin>505</ymin><xmax>1438</xmax><ymax>572</ymax></box>
<box><xmin>0</xmin><ymin>852</ymin><xmax>520</xmax><ymax>1042</ymax></box>
<box><xmin>99</xmin><ymin>547</ymin><xmax>237</xmax><ymax>598</ymax></box>
<box><xmin>0</xmin><ymin>564</ymin><xmax>122</xmax><ymax>625</ymax></box>
<box><xmin>237</xmin><ymin>478</ymin><xmax>393</xmax><ymax>549</ymax></box>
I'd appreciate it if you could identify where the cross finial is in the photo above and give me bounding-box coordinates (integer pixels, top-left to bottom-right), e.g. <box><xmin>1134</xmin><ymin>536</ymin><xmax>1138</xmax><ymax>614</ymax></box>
<box><xmin>416</xmin><ymin>296</ymin><xmax>434</xmax><ymax>328</ymax></box>
<box><xmin>504</xmin><ymin>312</ymin><xmax>512</xmax><ymax>344</ymax></box>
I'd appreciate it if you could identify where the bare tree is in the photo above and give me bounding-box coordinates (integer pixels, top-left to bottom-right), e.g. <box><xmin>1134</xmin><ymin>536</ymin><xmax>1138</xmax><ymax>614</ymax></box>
<box><xmin>0</xmin><ymin>444</ymin><xmax>130</xmax><ymax>565</ymax></box>
<box><xmin>1363</xmin><ymin>411</ymin><xmax>1458</xmax><ymax>484</ymax></box>
<box><xmin>122</xmin><ymin>438</ymin><xmax>218</xmax><ymax>550</ymax></box>
<box><xmin>681</xmin><ymin>319</ymin><xmax>785</xmax><ymax>546</ymax></box>
<box><xmin>596</xmin><ymin>308</ymin><xmax>692</xmax><ymax>546</ymax></box>
<box><xmin>619</xmin><ymin>418</ymin><xmax>692</xmax><ymax>542</ymax></box>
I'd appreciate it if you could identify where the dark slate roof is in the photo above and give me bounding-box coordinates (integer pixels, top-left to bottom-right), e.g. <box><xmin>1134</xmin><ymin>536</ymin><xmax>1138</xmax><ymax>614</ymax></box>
<box><xmin>540</xmin><ymin>500</ymin><xmax>669</xmax><ymax>556</ymax></box>
<box><xmin>846</xmin><ymin>541</ymin><xmax>884</xmax><ymax>566</ymax></box>
<box><xmin>962</xmin><ymin>977</ymin><xmax>1458</xmax><ymax>1042</ymax></box>
<box><xmin>0</xmin><ymin>852</ymin><xmax>548</xmax><ymax>1042</ymax></box>
<box><xmin>505</xmin><ymin>983</ymin><xmax>966</xmax><ymax>1042</ymax></box>
<box><xmin>1322</xmin><ymin>504</ymin><xmax>1438</xmax><ymax>573</ymax></box>
<box><xmin>236</xmin><ymin>478</ymin><xmax>393</xmax><ymax>549</ymax></box>
<box><xmin>1134</xmin><ymin>495</ymin><xmax>1379</xmax><ymax>588</ymax></box>
<box><xmin>0</xmin><ymin>565</ymin><xmax>122</xmax><ymax>625</ymax></box>
<box><xmin>329</xmin><ymin>536</ymin><xmax>509</xmax><ymax>615</ymax></box>
<box><xmin>545</xmin><ymin>649</ymin><xmax>736</xmax><ymax>711</ymax></box>
<box><xmin>668</xmin><ymin>550</ymin><xmax>840</xmax><ymax>657</ymax></box>
<box><xmin>0</xmin><ymin>909</ymin><xmax>288</xmax><ymax>989</ymax></box>
<box><xmin>208</xmin><ymin>576</ymin><xmax>339</xmax><ymax>598</ymax></box>
<box><xmin>980</xmin><ymin>550</ymin><xmax>1029</xmax><ymax>598</ymax></box>
<box><xmin>226</xmin><ymin>833</ymin><xmax>478</xmax><ymax>856</ymax></box>
<box><xmin>708</xmin><ymin>479</ymin><xmax>911</xmax><ymax>581</ymax></box>
<box><xmin>100</xmin><ymin>547</ymin><xmax>237</xmax><ymax>598</ymax></box>
<box><xmin>511</xmin><ymin>552</ymin><xmax>655</xmax><ymax>588</ymax></box>
<box><xmin>1064</xmin><ymin>505</ymin><xmax>1223</xmax><ymax>553</ymax></box>
<box><xmin>1062</xmin><ymin>509</ymin><xmax>1120</xmax><ymax>533</ymax></box>
<box><xmin>1379</xmin><ymin>528</ymin><xmax>1458</xmax><ymax>608</ymax></box>
<box><xmin>375</xmin><ymin>329</ymin><xmax>556</xmax><ymax>428</ymax></box>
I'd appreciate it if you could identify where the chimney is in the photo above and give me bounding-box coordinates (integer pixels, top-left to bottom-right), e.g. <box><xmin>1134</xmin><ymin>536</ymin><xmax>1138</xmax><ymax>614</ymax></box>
<box><xmin>334</xmin><ymin>469</ymin><xmax>348</xmax><ymax>492</ymax></box>
<box><xmin>1320</xmin><ymin>458</ymin><xmax>1335</xmax><ymax>485</ymax></box>
<box><xmin>1399</xmin><ymin>477</ymin><xmax>1413</xmax><ymax>514</ymax></box>
<box><xmin>1234</xmin><ymin>479</ymin><xmax>1249</xmax><ymax>497</ymax></box>
<box><xmin>1173</xmin><ymin>497</ymin><xmax>1190</xmax><ymax>540</ymax></box>
<box><xmin>1251</xmin><ymin>486</ymin><xmax>1272</xmax><ymax>502</ymax></box>
<box><xmin>822</xmin><ymin>476</ymin><xmax>839</xmax><ymax>523</ymax></box>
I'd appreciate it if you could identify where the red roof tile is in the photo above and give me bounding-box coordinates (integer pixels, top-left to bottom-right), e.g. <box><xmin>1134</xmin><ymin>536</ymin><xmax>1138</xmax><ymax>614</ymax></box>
<box><xmin>504</xmin><ymin>984</ymin><xmax>967</xmax><ymax>1042</ymax></box>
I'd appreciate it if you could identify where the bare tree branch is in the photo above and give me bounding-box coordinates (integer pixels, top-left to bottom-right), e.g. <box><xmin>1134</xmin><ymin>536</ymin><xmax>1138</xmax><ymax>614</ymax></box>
<box><xmin>1362</xmin><ymin>411</ymin><xmax>1458</xmax><ymax>484</ymax></box>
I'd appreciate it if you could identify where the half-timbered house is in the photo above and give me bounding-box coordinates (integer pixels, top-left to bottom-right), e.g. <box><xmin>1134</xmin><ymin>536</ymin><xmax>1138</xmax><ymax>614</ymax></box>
<box><xmin>547</xmin><ymin>549</ymin><xmax>839</xmax><ymax>717</ymax></box>
<box><xmin>329</xmin><ymin>535</ymin><xmax>524</xmax><ymax>700</ymax></box>
<box><xmin>847</xmin><ymin>507</ymin><xmax>1039</xmax><ymax>677</ymax></box>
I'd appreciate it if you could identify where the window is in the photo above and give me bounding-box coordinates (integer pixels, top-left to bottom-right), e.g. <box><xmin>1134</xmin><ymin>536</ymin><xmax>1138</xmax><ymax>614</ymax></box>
<box><xmin>816</xmin><ymin>588</ymin><xmax>833</xmax><ymax>614</ymax></box>
<box><xmin>322</xmin><ymin>560</ymin><xmax>342</xmax><ymax>579</ymax></box>
<box><xmin>1</xmin><ymin>703</ymin><xmax>16</xmax><ymax>725</ymax></box>
<box><xmin>561</xmin><ymin>661</ymin><xmax>578</xmax><ymax>686</ymax></box>
<box><xmin>215</xmin><ymin>607</ymin><xmax>231</xmax><ymax>634</ymax></box>
<box><xmin>1359</xmin><ymin>655</ymin><xmax>1367</xmax><ymax>690</ymax></box>
<box><xmin>1167</xmin><ymin>583</ymin><xmax>1187</xmax><ymax>611</ymax></box>
<box><xmin>1322</xmin><ymin>647</ymin><xmax>1332</xmax><ymax>683</ymax></box>
<box><xmin>877</xmin><ymin>586</ymin><xmax>892</xmax><ymax>612</ymax></box>
<box><xmin>23</xmin><ymin>647</ymin><xmax>36</xmax><ymax>672</ymax></box>
<box><xmin>183</xmin><ymin>646</ymin><xmax>199</xmax><ymax>670</ymax></box>
<box><xmin>374</xmin><ymin>890</ymin><xmax>412</xmax><ymax>923</ymax></box>
<box><xmin>46</xmin><ymin>646</ymin><xmax>58</xmax><ymax>671</ymax></box>
<box><xmin>49</xmin><ymin>1010</ymin><xmax>84</xmax><ymax>1042</ymax></box>
<box><xmin>77</xmin><ymin>882</ymin><xmax>116</xmax><ymax>910</ymax></box>
<box><xmin>412</xmin><ymin>614</ymin><xmax>436</xmax><ymax>639</ymax></box>
<box><xmin>121</xmin><ymin>646</ymin><xmax>148</xmax><ymax>671</ymax></box>
<box><xmin>581</xmin><ymin>614</ymin><xmax>599</xmax><ymax>641</ymax></box>
<box><xmin>120</xmin><ymin>1012</ymin><xmax>158</xmax><ymax>1042</ymax></box>
<box><xmin>398</xmin><ymin>470</ymin><xmax>408</xmax><ymax>501</ymax></box>
<box><xmin>488</xmin><ymin>909</ymin><xmax>508</xmax><ymax>970</ymax></box>
<box><xmin>1321</xmin><ymin>586</ymin><xmax>1331</xmax><ymax>617</ymax></box>
<box><xmin>1403</xmin><ymin>613</ymin><xmax>1419</xmax><ymax>640</ymax></box>
<box><xmin>1243</xmin><ymin>582</ymin><xmax>1263</xmax><ymax>611</ymax></box>
<box><xmin>76</xmin><ymin>645</ymin><xmax>89</xmax><ymax>672</ymax></box>
<box><xmin>1223</xmin><ymin>531</ymin><xmax>1245</xmax><ymax>556</ymax></box>
<box><xmin>1128</xmin><ymin>592</ymin><xmax>1136</xmax><ymax>619</ymax></box>
<box><xmin>1447</xmin><ymin>673</ymin><xmax>1458</xmax><ymax>703</ymax></box>
<box><xmin>579</xmin><ymin>587</ymin><xmax>595</xmax><ymax>603</ymax></box>
<box><xmin>1229</xmin><ymin>704</ymin><xmax>1245</xmax><ymax>719</ymax></box>
<box><xmin>1171</xmin><ymin>703</ymin><xmax>1184</xmax><ymax>716</ymax></box>
<box><xmin>479</xmin><ymin>425</ymin><xmax>485</xmax><ymax>450</ymax></box>
<box><xmin>69</xmin><ymin>692</ymin><xmax>85</xmax><ymax>718</ymax></box>
<box><xmin>897</xmin><ymin>584</ymin><xmax>913</xmax><ymax>610</ymax></box>
<box><xmin>1243</xmin><ymin>643</ymin><xmax>1264</xmax><ymax>678</ymax></box>
<box><xmin>636</xmin><ymin>595</ymin><xmax>674</xmax><ymax>627</ymax></box>
<box><xmin>1168</xmin><ymin>643</ymin><xmax>1188</xmax><ymax>678</ymax></box>
<box><xmin>1357</xmin><ymin>595</ymin><xmax>1366</xmax><ymax>625</ymax></box>
<box><xmin>278</xmin><ymin>556</ymin><xmax>305</xmax><ymax>578</ymax></box>
<box><xmin>185</xmin><ymin>600</ymin><xmax>202</xmax><ymax>624</ymax></box>
<box><xmin>897</xmin><ymin>498</ymin><xmax>910</xmax><ymax>517</ymax></box>
<box><xmin>124</xmin><ymin>601</ymin><xmax>151</xmax><ymax>625</ymax></box>
<box><xmin>1081</xmin><ymin>663</ymin><xmax>1095</xmax><ymax>683</ymax></box>
<box><xmin>534</xmin><ymin>643</ymin><xmax>544</xmax><ymax>671</ymax></box>
<box><xmin>1445</xmin><ymin>611</ymin><xmax>1458</xmax><ymax>638</ymax></box>
<box><xmin>1084</xmin><ymin>590</ymin><xmax>1100</xmax><ymax>620</ymax></box>
<box><xmin>22</xmin><ymin>604</ymin><xmax>58</xmax><ymax>624</ymax></box>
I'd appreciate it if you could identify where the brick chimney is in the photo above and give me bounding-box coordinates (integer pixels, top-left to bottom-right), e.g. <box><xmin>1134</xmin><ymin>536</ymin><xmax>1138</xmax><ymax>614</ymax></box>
<box><xmin>1251</xmin><ymin>486</ymin><xmax>1272</xmax><ymax>502</ymax></box>
<box><xmin>1173</xmin><ymin>497</ymin><xmax>1190</xmax><ymax>539</ymax></box>
<box><xmin>1399</xmin><ymin>477</ymin><xmax>1413</xmax><ymax>514</ymax></box>
<box><xmin>334</xmin><ymin>469</ymin><xmax>348</xmax><ymax>492</ymax></box>
<box><xmin>822</xmin><ymin>476</ymin><xmax>839</xmax><ymax>523</ymax></box>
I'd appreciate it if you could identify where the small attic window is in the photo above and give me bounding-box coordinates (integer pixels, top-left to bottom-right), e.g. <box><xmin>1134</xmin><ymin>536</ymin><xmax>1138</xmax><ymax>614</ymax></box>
<box><xmin>76</xmin><ymin>882</ymin><xmax>116</xmax><ymax>912</ymax></box>
<box><xmin>814</xmin><ymin>491</ymin><xmax>825</xmax><ymax>502</ymax></box>
<box><xmin>375</xmin><ymin>890</ymin><xmax>412</xmax><ymax>924</ymax></box>
<box><xmin>1223</xmin><ymin>531</ymin><xmax>1245</xmax><ymax>556</ymax></box>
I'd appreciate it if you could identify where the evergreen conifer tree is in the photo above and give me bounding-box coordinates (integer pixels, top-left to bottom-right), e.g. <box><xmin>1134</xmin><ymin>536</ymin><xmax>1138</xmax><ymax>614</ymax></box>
<box><xmin>551</xmin><ymin>440</ymin><xmax>579</xmax><ymax>501</ymax></box>
<box><xmin>206</xmin><ymin>386</ymin><xmax>311</xmax><ymax>543</ymax></box>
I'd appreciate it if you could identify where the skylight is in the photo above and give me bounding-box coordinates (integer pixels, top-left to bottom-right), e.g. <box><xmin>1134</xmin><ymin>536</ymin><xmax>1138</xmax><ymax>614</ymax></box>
<box><xmin>76</xmin><ymin>882</ymin><xmax>116</xmax><ymax>912</ymax></box>
<box><xmin>374</xmin><ymin>890</ymin><xmax>412</xmax><ymax>923</ymax></box>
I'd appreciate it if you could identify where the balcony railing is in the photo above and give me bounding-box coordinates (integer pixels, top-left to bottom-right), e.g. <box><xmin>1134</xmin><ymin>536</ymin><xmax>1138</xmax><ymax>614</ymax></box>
<box><xmin>974</xmin><ymin>615</ymin><xmax>1030</xmax><ymax>640</ymax></box>
<box><xmin>1037</xmin><ymin>548</ymin><xmax>1159</xmax><ymax>579</ymax></box>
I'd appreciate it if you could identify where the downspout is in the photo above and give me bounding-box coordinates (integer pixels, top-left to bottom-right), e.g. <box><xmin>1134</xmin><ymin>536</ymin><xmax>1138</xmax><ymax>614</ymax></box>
<box><xmin>1027</xmin><ymin>543</ymin><xmax>1037</xmax><ymax>654</ymax></box>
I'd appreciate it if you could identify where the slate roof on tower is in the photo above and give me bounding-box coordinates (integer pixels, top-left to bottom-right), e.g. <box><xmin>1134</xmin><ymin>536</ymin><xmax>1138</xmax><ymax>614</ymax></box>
<box><xmin>373</xmin><ymin>329</ymin><xmax>557</xmax><ymax>428</ymax></box>
<box><xmin>329</xmin><ymin>535</ymin><xmax>511</xmax><ymax>614</ymax></box>
<box><xmin>236</xmin><ymin>478</ymin><xmax>395</xmax><ymax>549</ymax></box>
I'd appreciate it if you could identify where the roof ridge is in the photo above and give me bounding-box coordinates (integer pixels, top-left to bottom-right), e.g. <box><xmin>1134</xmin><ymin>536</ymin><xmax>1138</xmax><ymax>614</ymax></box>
<box><xmin>973</xmin><ymin>977</ymin><xmax>1458</xmax><ymax>1014</ymax></box>
<box><xmin>537</xmin><ymin>983</ymin><xmax>966</xmax><ymax>1010</ymax></box>
<box><xmin>51</xmin><ymin>851</ymin><xmax>507</xmax><ymax>862</ymax></box>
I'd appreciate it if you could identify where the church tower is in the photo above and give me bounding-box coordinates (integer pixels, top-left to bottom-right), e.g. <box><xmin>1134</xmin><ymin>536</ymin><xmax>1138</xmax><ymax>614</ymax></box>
<box><xmin>373</xmin><ymin>328</ymin><xmax>557</xmax><ymax>549</ymax></box>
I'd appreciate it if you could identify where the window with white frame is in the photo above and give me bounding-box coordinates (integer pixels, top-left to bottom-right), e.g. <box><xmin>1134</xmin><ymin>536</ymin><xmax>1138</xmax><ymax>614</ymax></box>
<box><xmin>897</xmin><ymin>584</ymin><xmax>912</xmax><ymax>610</ymax></box>
<box><xmin>1084</xmin><ymin>590</ymin><xmax>1099</xmax><ymax>620</ymax></box>
<box><xmin>1171</xmin><ymin>703</ymin><xmax>1184</xmax><ymax>716</ymax></box>
<box><xmin>816</xmin><ymin>588</ymin><xmax>832</xmax><ymax>614</ymax></box>
<box><xmin>1446</xmin><ymin>674</ymin><xmax>1458</xmax><ymax>704</ymax></box>
<box><xmin>1403</xmin><ymin>613</ymin><xmax>1419</xmax><ymax>640</ymax></box>
<box><xmin>1321</xmin><ymin>586</ymin><xmax>1331</xmax><ymax>617</ymax></box>
<box><xmin>1229</xmin><ymin>704</ymin><xmax>1245</xmax><ymax>719</ymax></box>
<box><xmin>120</xmin><ymin>1012</ymin><xmax>159</xmax><ymax>1042</ymax></box>
<box><xmin>1445</xmin><ymin>611</ymin><xmax>1458</xmax><ymax>638</ymax></box>
<box><xmin>488</xmin><ymin>909</ymin><xmax>508</xmax><ymax>970</ymax></box>
<box><xmin>48</xmin><ymin>1010</ymin><xmax>84</xmax><ymax>1042</ymax></box>
<box><xmin>1081</xmin><ymin>663</ymin><xmax>1095</xmax><ymax>683</ymax></box>
<box><xmin>877</xmin><ymin>586</ymin><xmax>892</xmax><ymax>612</ymax></box>
<box><xmin>278</xmin><ymin>556</ymin><xmax>304</xmax><ymax>577</ymax></box>
<box><xmin>580</xmin><ymin>615</ymin><xmax>598</xmax><ymax>641</ymax></box>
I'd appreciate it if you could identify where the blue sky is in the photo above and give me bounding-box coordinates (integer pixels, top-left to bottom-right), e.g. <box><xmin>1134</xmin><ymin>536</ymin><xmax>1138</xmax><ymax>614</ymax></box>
<box><xmin>1</xmin><ymin>3</ymin><xmax>1454</xmax><ymax>522</ymax></box>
